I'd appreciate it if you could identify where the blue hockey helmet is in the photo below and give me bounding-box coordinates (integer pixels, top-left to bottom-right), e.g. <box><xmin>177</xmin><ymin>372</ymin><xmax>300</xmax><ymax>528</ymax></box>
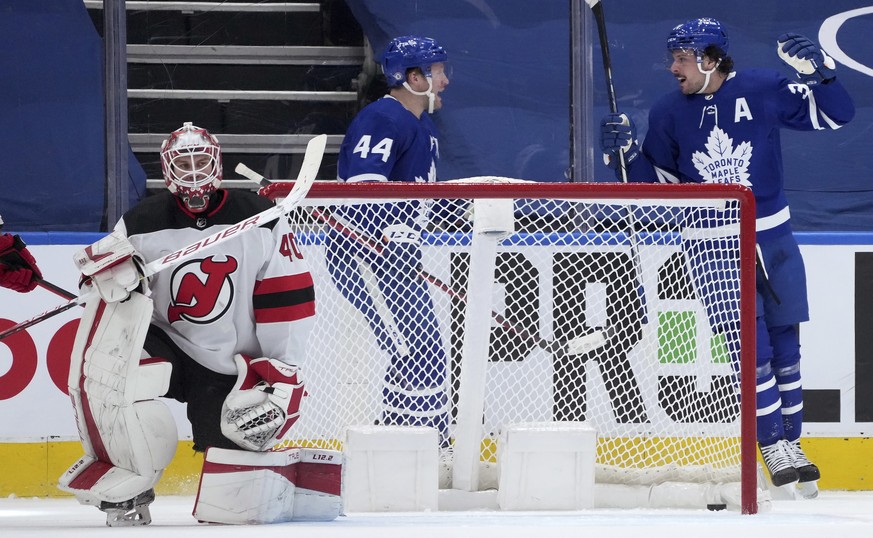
<box><xmin>667</xmin><ymin>18</ymin><xmax>729</xmax><ymax>54</ymax></box>
<box><xmin>381</xmin><ymin>36</ymin><xmax>448</xmax><ymax>87</ymax></box>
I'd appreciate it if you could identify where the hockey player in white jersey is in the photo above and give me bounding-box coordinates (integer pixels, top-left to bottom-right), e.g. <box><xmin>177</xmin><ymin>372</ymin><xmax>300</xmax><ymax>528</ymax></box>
<box><xmin>324</xmin><ymin>36</ymin><xmax>452</xmax><ymax>447</ymax></box>
<box><xmin>598</xmin><ymin>18</ymin><xmax>854</xmax><ymax>495</ymax></box>
<box><xmin>58</xmin><ymin>123</ymin><xmax>341</xmax><ymax>525</ymax></box>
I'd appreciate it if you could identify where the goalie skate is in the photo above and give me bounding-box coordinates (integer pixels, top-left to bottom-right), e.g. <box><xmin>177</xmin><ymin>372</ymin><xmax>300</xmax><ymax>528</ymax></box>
<box><xmin>99</xmin><ymin>488</ymin><xmax>155</xmax><ymax>527</ymax></box>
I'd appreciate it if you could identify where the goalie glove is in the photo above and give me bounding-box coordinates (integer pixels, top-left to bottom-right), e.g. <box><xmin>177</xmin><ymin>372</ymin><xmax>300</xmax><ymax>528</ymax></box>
<box><xmin>0</xmin><ymin>233</ymin><xmax>42</xmax><ymax>293</ymax></box>
<box><xmin>599</xmin><ymin>112</ymin><xmax>641</xmax><ymax>171</ymax></box>
<box><xmin>777</xmin><ymin>33</ymin><xmax>836</xmax><ymax>85</ymax></box>
<box><xmin>221</xmin><ymin>354</ymin><xmax>306</xmax><ymax>452</ymax></box>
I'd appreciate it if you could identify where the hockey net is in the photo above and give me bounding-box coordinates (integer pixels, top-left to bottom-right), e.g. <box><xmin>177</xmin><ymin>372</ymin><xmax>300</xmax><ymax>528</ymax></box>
<box><xmin>264</xmin><ymin>179</ymin><xmax>758</xmax><ymax>513</ymax></box>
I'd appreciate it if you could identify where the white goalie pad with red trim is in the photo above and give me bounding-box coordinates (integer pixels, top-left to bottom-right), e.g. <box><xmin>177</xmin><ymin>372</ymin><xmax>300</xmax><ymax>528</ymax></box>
<box><xmin>58</xmin><ymin>292</ymin><xmax>177</xmax><ymax>504</ymax></box>
<box><xmin>193</xmin><ymin>446</ymin><xmax>343</xmax><ymax>524</ymax></box>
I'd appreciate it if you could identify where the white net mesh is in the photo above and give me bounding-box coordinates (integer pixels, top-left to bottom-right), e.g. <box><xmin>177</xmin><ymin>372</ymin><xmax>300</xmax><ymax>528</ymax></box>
<box><xmin>267</xmin><ymin>179</ymin><xmax>755</xmax><ymax>507</ymax></box>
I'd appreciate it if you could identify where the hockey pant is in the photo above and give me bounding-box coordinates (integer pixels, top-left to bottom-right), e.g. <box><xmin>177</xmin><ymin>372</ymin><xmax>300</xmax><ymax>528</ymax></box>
<box><xmin>141</xmin><ymin>325</ymin><xmax>241</xmax><ymax>452</ymax></box>
<box><xmin>58</xmin><ymin>292</ymin><xmax>177</xmax><ymax>505</ymax></box>
<box><xmin>324</xmin><ymin>228</ymin><xmax>449</xmax><ymax>447</ymax></box>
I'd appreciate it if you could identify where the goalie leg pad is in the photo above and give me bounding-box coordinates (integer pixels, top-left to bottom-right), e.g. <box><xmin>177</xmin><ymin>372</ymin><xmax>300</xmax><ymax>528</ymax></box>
<box><xmin>294</xmin><ymin>448</ymin><xmax>343</xmax><ymax>521</ymax></box>
<box><xmin>194</xmin><ymin>447</ymin><xmax>342</xmax><ymax>524</ymax></box>
<box><xmin>61</xmin><ymin>292</ymin><xmax>177</xmax><ymax>503</ymax></box>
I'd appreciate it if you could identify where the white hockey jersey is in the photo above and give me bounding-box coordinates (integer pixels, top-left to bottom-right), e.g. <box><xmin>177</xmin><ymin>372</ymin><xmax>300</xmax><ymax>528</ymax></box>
<box><xmin>115</xmin><ymin>190</ymin><xmax>315</xmax><ymax>375</ymax></box>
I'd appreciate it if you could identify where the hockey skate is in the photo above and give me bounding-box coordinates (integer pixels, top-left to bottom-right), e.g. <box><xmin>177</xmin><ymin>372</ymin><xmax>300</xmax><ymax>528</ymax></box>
<box><xmin>99</xmin><ymin>488</ymin><xmax>155</xmax><ymax>527</ymax></box>
<box><xmin>786</xmin><ymin>439</ymin><xmax>820</xmax><ymax>482</ymax></box>
<box><xmin>787</xmin><ymin>439</ymin><xmax>820</xmax><ymax>499</ymax></box>
<box><xmin>759</xmin><ymin>440</ymin><xmax>799</xmax><ymax>487</ymax></box>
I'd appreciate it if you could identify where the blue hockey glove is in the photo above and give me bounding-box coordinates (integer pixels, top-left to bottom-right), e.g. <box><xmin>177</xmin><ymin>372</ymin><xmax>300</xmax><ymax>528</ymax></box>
<box><xmin>777</xmin><ymin>33</ymin><xmax>836</xmax><ymax>85</ymax></box>
<box><xmin>599</xmin><ymin>113</ymin><xmax>640</xmax><ymax>170</ymax></box>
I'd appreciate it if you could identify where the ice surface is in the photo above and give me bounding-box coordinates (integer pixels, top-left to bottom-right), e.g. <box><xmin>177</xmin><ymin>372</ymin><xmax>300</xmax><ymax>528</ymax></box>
<box><xmin>1</xmin><ymin>491</ymin><xmax>872</xmax><ymax>537</ymax></box>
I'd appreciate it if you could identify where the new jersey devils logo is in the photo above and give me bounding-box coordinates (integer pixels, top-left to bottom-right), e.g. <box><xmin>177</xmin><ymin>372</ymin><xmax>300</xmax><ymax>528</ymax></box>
<box><xmin>167</xmin><ymin>256</ymin><xmax>239</xmax><ymax>324</ymax></box>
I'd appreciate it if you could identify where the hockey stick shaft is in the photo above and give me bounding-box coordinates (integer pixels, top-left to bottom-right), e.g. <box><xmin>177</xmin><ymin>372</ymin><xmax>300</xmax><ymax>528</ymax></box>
<box><xmin>0</xmin><ymin>134</ymin><xmax>326</xmax><ymax>343</ymax></box>
<box><xmin>586</xmin><ymin>0</ymin><xmax>648</xmax><ymax>323</ymax></box>
<box><xmin>0</xmin><ymin>300</ymin><xmax>79</xmax><ymax>340</ymax></box>
<box><xmin>35</xmin><ymin>278</ymin><xmax>77</xmax><ymax>301</ymax></box>
<box><xmin>585</xmin><ymin>0</ymin><xmax>628</xmax><ymax>182</ymax></box>
<box><xmin>0</xmin><ymin>245</ymin><xmax>80</xmax><ymax>341</ymax></box>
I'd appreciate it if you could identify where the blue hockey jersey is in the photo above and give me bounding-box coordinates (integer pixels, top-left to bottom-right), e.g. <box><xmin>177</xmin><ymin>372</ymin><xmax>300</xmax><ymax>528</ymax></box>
<box><xmin>626</xmin><ymin>69</ymin><xmax>854</xmax><ymax>239</ymax></box>
<box><xmin>335</xmin><ymin>95</ymin><xmax>441</xmax><ymax>239</ymax></box>
<box><xmin>338</xmin><ymin>95</ymin><xmax>439</xmax><ymax>185</ymax></box>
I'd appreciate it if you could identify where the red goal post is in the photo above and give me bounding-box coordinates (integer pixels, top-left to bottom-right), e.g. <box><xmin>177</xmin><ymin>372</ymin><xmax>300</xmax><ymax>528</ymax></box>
<box><xmin>263</xmin><ymin>178</ymin><xmax>759</xmax><ymax>513</ymax></box>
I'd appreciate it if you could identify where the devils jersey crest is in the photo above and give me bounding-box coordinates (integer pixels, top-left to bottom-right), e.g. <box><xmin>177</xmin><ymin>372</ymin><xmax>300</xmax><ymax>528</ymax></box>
<box><xmin>167</xmin><ymin>256</ymin><xmax>239</xmax><ymax>324</ymax></box>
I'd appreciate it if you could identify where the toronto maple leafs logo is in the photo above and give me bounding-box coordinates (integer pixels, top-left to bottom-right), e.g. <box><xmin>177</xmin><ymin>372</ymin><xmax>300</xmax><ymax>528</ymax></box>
<box><xmin>692</xmin><ymin>126</ymin><xmax>753</xmax><ymax>186</ymax></box>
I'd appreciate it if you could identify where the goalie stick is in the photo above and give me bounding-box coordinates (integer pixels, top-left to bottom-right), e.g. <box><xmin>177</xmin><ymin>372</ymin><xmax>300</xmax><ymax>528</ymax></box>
<box><xmin>0</xmin><ymin>134</ymin><xmax>327</xmax><ymax>342</ymax></box>
<box><xmin>235</xmin><ymin>163</ymin><xmax>610</xmax><ymax>359</ymax></box>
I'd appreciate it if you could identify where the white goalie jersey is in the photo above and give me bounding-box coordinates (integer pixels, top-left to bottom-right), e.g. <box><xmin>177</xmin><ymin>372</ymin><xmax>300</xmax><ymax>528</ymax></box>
<box><xmin>115</xmin><ymin>189</ymin><xmax>316</xmax><ymax>375</ymax></box>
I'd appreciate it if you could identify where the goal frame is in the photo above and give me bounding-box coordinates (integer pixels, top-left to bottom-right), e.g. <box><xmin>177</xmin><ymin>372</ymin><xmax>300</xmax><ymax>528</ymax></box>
<box><xmin>261</xmin><ymin>180</ymin><xmax>758</xmax><ymax>514</ymax></box>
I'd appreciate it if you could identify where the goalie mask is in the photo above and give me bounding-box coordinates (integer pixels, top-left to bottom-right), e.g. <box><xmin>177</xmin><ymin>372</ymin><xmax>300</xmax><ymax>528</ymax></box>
<box><xmin>382</xmin><ymin>35</ymin><xmax>448</xmax><ymax>113</ymax></box>
<box><xmin>160</xmin><ymin>122</ymin><xmax>223</xmax><ymax>213</ymax></box>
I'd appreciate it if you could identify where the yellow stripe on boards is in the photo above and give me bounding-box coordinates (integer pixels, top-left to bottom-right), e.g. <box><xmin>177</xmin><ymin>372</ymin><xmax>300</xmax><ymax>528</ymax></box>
<box><xmin>2</xmin><ymin>437</ymin><xmax>870</xmax><ymax>497</ymax></box>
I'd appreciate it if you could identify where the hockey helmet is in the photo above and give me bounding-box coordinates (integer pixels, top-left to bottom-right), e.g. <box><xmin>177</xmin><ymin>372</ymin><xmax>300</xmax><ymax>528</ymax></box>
<box><xmin>667</xmin><ymin>18</ymin><xmax>729</xmax><ymax>55</ymax></box>
<box><xmin>381</xmin><ymin>35</ymin><xmax>448</xmax><ymax>87</ymax></box>
<box><xmin>160</xmin><ymin>122</ymin><xmax>223</xmax><ymax>212</ymax></box>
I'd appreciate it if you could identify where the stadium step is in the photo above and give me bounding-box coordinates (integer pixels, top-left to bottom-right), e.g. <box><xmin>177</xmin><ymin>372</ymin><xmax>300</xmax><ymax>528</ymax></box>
<box><xmin>83</xmin><ymin>0</ymin><xmax>371</xmax><ymax>188</ymax></box>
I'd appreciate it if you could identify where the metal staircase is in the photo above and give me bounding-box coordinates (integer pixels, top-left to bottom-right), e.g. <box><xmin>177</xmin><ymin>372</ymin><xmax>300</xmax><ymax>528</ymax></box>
<box><xmin>83</xmin><ymin>0</ymin><xmax>371</xmax><ymax>189</ymax></box>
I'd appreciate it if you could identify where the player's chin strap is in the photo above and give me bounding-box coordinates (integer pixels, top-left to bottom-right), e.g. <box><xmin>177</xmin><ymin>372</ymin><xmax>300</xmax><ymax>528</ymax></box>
<box><xmin>403</xmin><ymin>77</ymin><xmax>436</xmax><ymax>113</ymax></box>
<box><xmin>695</xmin><ymin>54</ymin><xmax>723</xmax><ymax>95</ymax></box>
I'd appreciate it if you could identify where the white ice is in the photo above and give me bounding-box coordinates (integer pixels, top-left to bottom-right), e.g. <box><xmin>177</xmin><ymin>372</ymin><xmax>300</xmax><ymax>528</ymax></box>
<box><xmin>2</xmin><ymin>491</ymin><xmax>873</xmax><ymax>538</ymax></box>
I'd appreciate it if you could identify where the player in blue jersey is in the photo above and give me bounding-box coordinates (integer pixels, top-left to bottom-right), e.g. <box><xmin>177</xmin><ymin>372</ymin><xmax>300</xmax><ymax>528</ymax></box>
<box><xmin>598</xmin><ymin>18</ymin><xmax>854</xmax><ymax>494</ymax></box>
<box><xmin>324</xmin><ymin>36</ymin><xmax>452</xmax><ymax>447</ymax></box>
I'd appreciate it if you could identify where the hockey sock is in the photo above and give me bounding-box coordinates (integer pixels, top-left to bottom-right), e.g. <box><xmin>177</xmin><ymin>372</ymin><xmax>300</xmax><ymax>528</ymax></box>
<box><xmin>776</xmin><ymin>365</ymin><xmax>803</xmax><ymax>442</ymax></box>
<box><xmin>755</xmin><ymin>366</ymin><xmax>785</xmax><ymax>445</ymax></box>
<box><xmin>755</xmin><ymin>316</ymin><xmax>784</xmax><ymax>445</ymax></box>
<box><xmin>770</xmin><ymin>324</ymin><xmax>803</xmax><ymax>442</ymax></box>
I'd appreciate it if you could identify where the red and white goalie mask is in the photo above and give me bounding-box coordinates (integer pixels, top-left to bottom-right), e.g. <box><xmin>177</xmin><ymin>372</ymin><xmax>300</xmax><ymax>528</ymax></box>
<box><xmin>160</xmin><ymin>122</ymin><xmax>223</xmax><ymax>212</ymax></box>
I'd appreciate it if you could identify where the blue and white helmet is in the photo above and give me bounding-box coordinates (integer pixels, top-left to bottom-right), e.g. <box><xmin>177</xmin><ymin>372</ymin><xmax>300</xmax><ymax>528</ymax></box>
<box><xmin>667</xmin><ymin>18</ymin><xmax>729</xmax><ymax>54</ymax></box>
<box><xmin>382</xmin><ymin>35</ymin><xmax>448</xmax><ymax>87</ymax></box>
